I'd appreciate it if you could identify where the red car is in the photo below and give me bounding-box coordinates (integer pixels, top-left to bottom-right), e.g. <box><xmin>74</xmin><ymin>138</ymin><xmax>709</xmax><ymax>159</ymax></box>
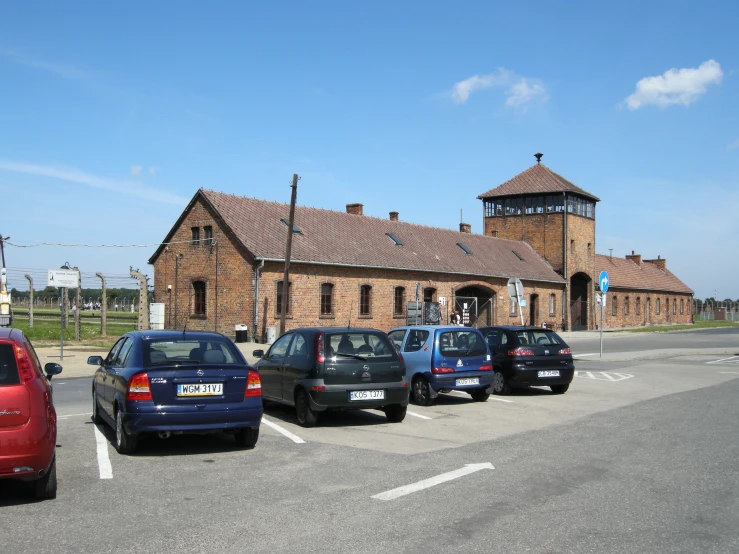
<box><xmin>0</xmin><ymin>328</ymin><xmax>62</xmax><ymax>499</ymax></box>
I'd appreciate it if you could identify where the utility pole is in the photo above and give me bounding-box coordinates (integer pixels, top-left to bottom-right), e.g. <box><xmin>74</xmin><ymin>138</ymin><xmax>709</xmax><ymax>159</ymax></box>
<box><xmin>74</xmin><ymin>266</ymin><xmax>81</xmax><ymax>341</ymax></box>
<box><xmin>279</xmin><ymin>173</ymin><xmax>299</xmax><ymax>337</ymax></box>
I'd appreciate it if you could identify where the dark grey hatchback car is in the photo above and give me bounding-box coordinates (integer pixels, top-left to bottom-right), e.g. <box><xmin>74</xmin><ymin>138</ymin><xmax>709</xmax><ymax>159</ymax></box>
<box><xmin>252</xmin><ymin>328</ymin><xmax>409</xmax><ymax>427</ymax></box>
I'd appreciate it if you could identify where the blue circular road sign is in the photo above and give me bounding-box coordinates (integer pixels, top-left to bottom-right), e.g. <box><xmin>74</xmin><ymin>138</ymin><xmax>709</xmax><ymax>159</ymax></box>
<box><xmin>599</xmin><ymin>271</ymin><xmax>609</xmax><ymax>293</ymax></box>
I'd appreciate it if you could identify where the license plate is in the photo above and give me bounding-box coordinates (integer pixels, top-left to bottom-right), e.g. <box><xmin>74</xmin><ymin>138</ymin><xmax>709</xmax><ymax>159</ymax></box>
<box><xmin>456</xmin><ymin>378</ymin><xmax>479</xmax><ymax>386</ymax></box>
<box><xmin>177</xmin><ymin>383</ymin><xmax>223</xmax><ymax>396</ymax></box>
<box><xmin>538</xmin><ymin>370</ymin><xmax>560</xmax><ymax>378</ymax></box>
<box><xmin>349</xmin><ymin>390</ymin><xmax>385</xmax><ymax>401</ymax></box>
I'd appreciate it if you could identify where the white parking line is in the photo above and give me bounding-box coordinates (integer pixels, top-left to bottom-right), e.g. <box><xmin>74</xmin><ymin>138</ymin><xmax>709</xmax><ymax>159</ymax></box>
<box><xmin>718</xmin><ymin>371</ymin><xmax>739</xmax><ymax>375</ymax></box>
<box><xmin>372</xmin><ymin>463</ymin><xmax>495</xmax><ymax>501</ymax></box>
<box><xmin>261</xmin><ymin>416</ymin><xmax>305</xmax><ymax>444</ymax></box>
<box><xmin>707</xmin><ymin>356</ymin><xmax>739</xmax><ymax>364</ymax></box>
<box><xmin>58</xmin><ymin>412</ymin><xmax>92</xmax><ymax>420</ymax></box>
<box><xmin>574</xmin><ymin>353</ymin><xmax>599</xmax><ymax>357</ymax></box>
<box><xmin>406</xmin><ymin>411</ymin><xmax>432</xmax><ymax>420</ymax></box>
<box><xmin>488</xmin><ymin>397</ymin><xmax>514</xmax><ymax>403</ymax></box>
<box><xmin>93</xmin><ymin>425</ymin><xmax>113</xmax><ymax>479</ymax></box>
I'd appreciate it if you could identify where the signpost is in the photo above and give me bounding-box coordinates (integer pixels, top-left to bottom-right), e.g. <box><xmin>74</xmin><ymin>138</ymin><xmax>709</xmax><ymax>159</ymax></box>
<box><xmin>598</xmin><ymin>271</ymin><xmax>609</xmax><ymax>358</ymax></box>
<box><xmin>49</xmin><ymin>268</ymin><xmax>79</xmax><ymax>360</ymax></box>
<box><xmin>507</xmin><ymin>277</ymin><xmax>525</xmax><ymax>326</ymax></box>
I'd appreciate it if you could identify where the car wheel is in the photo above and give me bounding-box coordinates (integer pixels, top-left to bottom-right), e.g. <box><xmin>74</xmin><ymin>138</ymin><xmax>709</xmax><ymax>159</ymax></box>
<box><xmin>550</xmin><ymin>384</ymin><xmax>570</xmax><ymax>394</ymax></box>
<box><xmin>412</xmin><ymin>376</ymin><xmax>433</xmax><ymax>406</ymax></box>
<box><xmin>91</xmin><ymin>390</ymin><xmax>103</xmax><ymax>424</ymax></box>
<box><xmin>295</xmin><ymin>389</ymin><xmax>318</xmax><ymax>428</ymax></box>
<box><xmin>491</xmin><ymin>370</ymin><xmax>510</xmax><ymax>395</ymax></box>
<box><xmin>385</xmin><ymin>404</ymin><xmax>407</xmax><ymax>423</ymax></box>
<box><xmin>115</xmin><ymin>408</ymin><xmax>139</xmax><ymax>454</ymax></box>
<box><xmin>234</xmin><ymin>427</ymin><xmax>259</xmax><ymax>448</ymax></box>
<box><xmin>470</xmin><ymin>389</ymin><xmax>490</xmax><ymax>402</ymax></box>
<box><xmin>34</xmin><ymin>455</ymin><xmax>57</xmax><ymax>500</ymax></box>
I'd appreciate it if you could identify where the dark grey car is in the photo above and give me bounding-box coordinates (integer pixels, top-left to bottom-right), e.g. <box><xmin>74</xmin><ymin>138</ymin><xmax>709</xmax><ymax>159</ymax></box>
<box><xmin>253</xmin><ymin>327</ymin><xmax>409</xmax><ymax>427</ymax></box>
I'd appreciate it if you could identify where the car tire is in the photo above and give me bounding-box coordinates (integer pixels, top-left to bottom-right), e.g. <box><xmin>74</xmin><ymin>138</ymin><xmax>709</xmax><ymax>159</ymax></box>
<box><xmin>295</xmin><ymin>389</ymin><xmax>318</xmax><ymax>428</ymax></box>
<box><xmin>115</xmin><ymin>408</ymin><xmax>139</xmax><ymax>454</ymax></box>
<box><xmin>34</xmin><ymin>455</ymin><xmax>57</xmax><ymax>500</ymax></box>
<box><xmin>412</xmin><ymin>376</ymin><xmax>433</xmax><ymax>406</ymax></box>
<box><xmin>491</xmin><ymin>370</ymin><xmax>511</xmax><ymax>395</ymax></box>
<box><xmin>470</xmin><ymin>389</ymin><xmax>490</xmax><ymax>402</ymax></box>
<box><xmin>91</xmin><ymin>390</ymin><xmax>103</xmax><ymax>424</ymax></box>
<box><xmin>385</xmin><ymin>404</ymin><xmax>407</xmax><ymax>423</ymax></box>
<box><xmin>235</xmin><ymin>427</ymin><xmax>259</xmax><ymax>448</ymax></box>
<box><xmin>550</xmin><ymin>384</ymin><xmax>570</xmax><ymax>394</ymax></box>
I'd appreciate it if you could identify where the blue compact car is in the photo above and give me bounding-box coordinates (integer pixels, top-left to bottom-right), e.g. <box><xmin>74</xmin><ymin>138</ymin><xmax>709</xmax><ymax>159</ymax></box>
<box><xmin>387</xmin><ymin>326</ymin><xmax>494</xmax><ymax>405</ymax></box>
<box><xmin>89</xmin><ymin>330</ymin><xmax>262</xmax><ymax>454</ymax></box>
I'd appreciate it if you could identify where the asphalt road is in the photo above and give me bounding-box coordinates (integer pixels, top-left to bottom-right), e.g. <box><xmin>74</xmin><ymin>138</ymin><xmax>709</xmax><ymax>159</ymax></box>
<box><xmin>2</xmin><ymin>329</ymin><xmax>738</xmax><ymax>553</ymax></box>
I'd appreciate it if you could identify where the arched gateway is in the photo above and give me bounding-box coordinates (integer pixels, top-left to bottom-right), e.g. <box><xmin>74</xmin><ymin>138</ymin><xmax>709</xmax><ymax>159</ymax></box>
<box><xmin>453</xmin><ymin>283</ymin><xmax>496</xmax><ymax>328</ymax></box>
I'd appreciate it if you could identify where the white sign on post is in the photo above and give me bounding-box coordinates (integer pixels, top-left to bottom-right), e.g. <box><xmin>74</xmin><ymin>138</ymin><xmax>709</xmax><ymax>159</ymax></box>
<box><xmin>507</xmin><ymin>277</ymin><xmax>525</xmax><ymax>326</ymax></box>
<box><xmin>48</xmin><ymin>270</ymin><xmax>79</xmax><ymax>288</ymax></box>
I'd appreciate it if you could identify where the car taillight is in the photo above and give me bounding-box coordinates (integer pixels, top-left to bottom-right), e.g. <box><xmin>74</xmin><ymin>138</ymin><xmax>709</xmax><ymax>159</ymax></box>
<box><xmin>558</xmin><ymin>348</ymin><xmax>571</xmax><ymax>355</ymax></box>
<box><xmin>245</xmin><ymin>370</ymin><xmax>261</xmax><ymax>397</ymax></box>
<box><xmin>397</xmin><ymin>352</ymin><xmax>404</xmax><ymax>362</ymax></box>
<box><xmin>316</xmin><ymin>332</ymin><xmax>325</xmax><ymax>363</ymax></box>
<box><xmin>508</xmin><ymin>348</ymin><xmax>535</xmax><ymax>356</ymax></box>
<box><xmin>479</xmin><ymin>363</ymin><xmax>493</xmax><ymax>371</ymax></box>
<box><xmin>13</xmin><ymin>343</ymin><xmax>35</xmax><ymax>384</ymax></box>
<box><xmin>126</xmin><ymin>373</ymin><xmax>152</xmax><ymax>401</ymax></box>
<box><xmin>431</xmin><ymin>367</ymin><xmax>455</xmax><ymax>374</ymax></box>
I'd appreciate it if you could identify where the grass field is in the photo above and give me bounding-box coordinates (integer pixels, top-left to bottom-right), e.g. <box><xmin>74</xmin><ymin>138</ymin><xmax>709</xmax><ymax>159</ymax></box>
<box><xmin>615</xmin><ymin>319</ymin><xmax>739</xmax><ymax>333</ymax></box>
<box><xmin>12</xmin><ymin>307</ymin><xmax>138</xmax><ymax>320</ymax></box>
<box><xmin>9</xmin><ymin>316</ymin><xmax>136</xmax><ymax>347</ymax></box>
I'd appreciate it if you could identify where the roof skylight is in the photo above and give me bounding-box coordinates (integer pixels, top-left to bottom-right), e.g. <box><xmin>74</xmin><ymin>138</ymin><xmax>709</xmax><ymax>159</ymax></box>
<box><xmin>512</xmin><ymin>250</ymin><xmax>525</xmax><ymax>261</ymax></box>
<box><xmin>280</xmin><ymin>219</ymin><xmax>302</xmax><ymax>234</ymax></box>
<box><xmin>457</xmin><ymin>242</ymin><xmax>472</xmax><ymax>255</ymax></box>
<box><xmin>386</xmin><ymin>233</ymin><xmax>403</xmax><ymax>246</ymax></box>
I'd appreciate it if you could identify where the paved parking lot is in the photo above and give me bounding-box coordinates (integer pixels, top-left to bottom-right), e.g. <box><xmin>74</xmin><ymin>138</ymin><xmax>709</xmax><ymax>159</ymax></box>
<box><xmin>3</xmin><ymin>331</ymin><xmax>739</xmax><ymax>553</ymax></box>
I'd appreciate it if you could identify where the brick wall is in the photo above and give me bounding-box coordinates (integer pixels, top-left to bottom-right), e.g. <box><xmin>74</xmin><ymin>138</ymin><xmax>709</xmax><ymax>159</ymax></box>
<box><xmin>599</xmin><ymin>289</ymin><xmax>693</xmax><ymax>328</ymax></box>
<box><xmin>484</xmin><ymin>213</ymin><xmax>565</xmax><ymax>273</ymax></box>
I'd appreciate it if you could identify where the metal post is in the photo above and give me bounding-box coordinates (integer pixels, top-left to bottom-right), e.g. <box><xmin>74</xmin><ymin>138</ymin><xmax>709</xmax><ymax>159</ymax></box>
<box><xmin>515</xmin><ymin>281</ymin><xmax>524</xmax><ymax>326</ymax></box>
<box><xmin>59</xmin><ymin>287</ymin><xmax>65</xmax><ymax>360</ymax></box>
<box><xmin>74</xmin><ymin>267</ymin><xmax>81</xmax><ymax>341</ymax></box>
<box><xmin>96</xmin><ymin>273</ymin><xmax>107</xmax><ymax>337</ymax></box>
<box><xmin>600</xmin><ymin>300</ymin><xmax>603</xmax><ymax>358</ymax></box>
<box><xmin>24</xmin><ymin>274</ymin><xmax>33</xmax><ymax>328</ymax></box>
<box><xmin>214</xmin><ymin>241</ymin><xmax>219</xmax><ymax>333</ymax></box>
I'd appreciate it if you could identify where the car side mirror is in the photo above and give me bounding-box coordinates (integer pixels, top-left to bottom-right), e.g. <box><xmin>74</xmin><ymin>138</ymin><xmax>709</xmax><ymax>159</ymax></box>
<box><xmin>87</xmin><ymin>355</ymin><xmax>104</xmax><ymax>366</ymax></box>
<box><xmin>44</xmin><ymin>362</ymin><xmax>63</xmax><ymax>380</ymax></box>
<box><xmin>252</xmin><ymin>349</ymin><xmax>265</xmax><ymax>358</ymax></box>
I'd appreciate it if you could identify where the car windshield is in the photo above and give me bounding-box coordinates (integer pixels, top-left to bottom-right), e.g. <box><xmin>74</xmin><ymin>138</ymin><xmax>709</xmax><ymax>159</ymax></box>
<box><xmin>438</xmin><ymin>330</ymin><xmax>487</xmax><ymax>357</ymax></box>
<box><xmin>513</xmin><ymin>330</ymin><xmax>565</xmax><ymax>347</ymax></box>
<box><xmin>144</xmin><ymin>338</ymin><xmax>243</xmax><ymax>366</ymax></box>
<box><xmin>0</xmin><ymin>344</ymin><xmax>20</xmax><ymax>385</ymax></box>
<box><xmin>326</xmin><ymin>332</ymin><xmax>397</xmax><ymax>359</ymax></box>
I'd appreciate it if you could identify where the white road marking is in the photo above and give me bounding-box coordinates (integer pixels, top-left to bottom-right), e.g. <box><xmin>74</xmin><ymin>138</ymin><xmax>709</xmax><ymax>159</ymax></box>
<box><xmin>488</xmin><ymin>397</ymin><xmax>514</xmax><ymax>403</ymax></box>
<box><xmin>573</xmin><ymin>353</ymin><xmax>599</xmax><ymax>357</ymax></box>
<box><xmin>93</xmin><ymin>425</ymin><xmax>113</xmax><ymax>480</ymax></box>
<box><xmin>261</xmin><ymin>416</ymin><xmax>305</xmax><ymax>444</ymax></box>
<box><xmin>576</xmin><ymin>371</ymin><xmax>634</xmax><ymax>382</ymax></box>
<box><xmin>372</xmin><ymin>463</ymin><xmax>495</xmax><ymax>501</ymax></box>
<box><xmin>602</xmin><ymin>372</ymin><xmax>617</xmax><ymax>382</ymax></box>
<box><xmin>718</xmin><ymin>371</ymin><xmax>739</xmax><ymax>375</ymax></box>
<box><xmin>707</xmin><ymin>356</ymin><xmax>739</xmax><ymax>364</ymax></box>
<box><xmin>58</xmin><ymin>412</ymin><xmax>92</xmax><ymax>420</ymax></box>
<box><xmin>406</xmin><ymin>411</ymin><xmax>432</xmax><ymax>420</ymax></box>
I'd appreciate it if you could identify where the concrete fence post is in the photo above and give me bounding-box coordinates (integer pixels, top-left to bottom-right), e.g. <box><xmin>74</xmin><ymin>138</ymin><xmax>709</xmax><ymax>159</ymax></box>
<box><xmin>24</xmin><ymin>274</ymin><xmax>34</xmax><ymax>328</ymax></box>
<box><xmin>96</xmin><ymin>272</ymin><xmax>107</xmax><ymax>337</ymax></box>
<box><xmin>73</xmin><ymin>267</ymin><xmax>81</xmax><ymax>341</ymax></box>
<box><xmin>130</xmin><ymin>267</ymin><xmax>150</xmax><ymax>330</ymax></box>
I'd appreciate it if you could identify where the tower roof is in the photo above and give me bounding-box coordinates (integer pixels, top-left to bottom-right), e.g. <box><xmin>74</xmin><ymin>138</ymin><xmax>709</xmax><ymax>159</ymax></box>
<box><xmin>478</xmin><ymin>163</ymin><xmax>600</xmax><ymax>202</ymax></box>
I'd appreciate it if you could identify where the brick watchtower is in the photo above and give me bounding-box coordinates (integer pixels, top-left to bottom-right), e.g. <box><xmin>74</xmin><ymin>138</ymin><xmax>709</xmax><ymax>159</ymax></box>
<box><xmin>477</xmin><ymin>154</ymin><xmax>600</xmax><ymax>330</ymax></box>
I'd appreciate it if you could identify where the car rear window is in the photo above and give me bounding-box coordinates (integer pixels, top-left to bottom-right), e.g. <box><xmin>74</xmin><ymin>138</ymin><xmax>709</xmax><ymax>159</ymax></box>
<box><xmin>438</xmin><ymin>330</ymin><xmax>487</xmax><ymax>358</ymax></box>
<box><xmin>0</xmin><ymin>344</ymin><xmax>20</xmax><ymax>385</ymax></box>
<box><xmin>326</xmin><ymin>332</ymin><xmax>397</xmax><ymax>358</ymax></box>
<box><xmin>144</xmin><ymin>339</ymin><xmax>243</xmax><ymax>366</ymax></box>
<box><xmin>404</xmin><ymin>330</ymin><xmax>429</xmax><ymax>352</ymax></box>
<box><xmin>513</xmin><ymin>330</ymin><xmax>565</xmax><ymax>346</ymax></box>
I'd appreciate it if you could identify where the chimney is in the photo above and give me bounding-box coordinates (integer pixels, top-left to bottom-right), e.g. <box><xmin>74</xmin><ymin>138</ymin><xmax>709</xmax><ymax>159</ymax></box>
<box><xmin>389</xmin><ymin>211</ymin><xmax>399</xmax><ymax>222</ymax></box>
<box><xmin>459</xmin><ymin>222</ymin><xmax>471</xmax><ymax>233</ymax></box>
<box><xmin>625</xmin><ymin>250</ymin><xmax>642</xmax><ymax>265</ymax></box>
<box><xmin>644</xmin><ymin>255</ymin><xmax>666</xmax><ymax>270</ymax></box>
<box><xmin>346</xmin><ymin>203</ymin><xmax>363</xmax><ymax>216</ymax></box>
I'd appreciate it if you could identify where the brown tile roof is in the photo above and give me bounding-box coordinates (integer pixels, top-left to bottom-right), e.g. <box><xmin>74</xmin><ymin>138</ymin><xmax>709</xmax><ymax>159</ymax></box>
<box><xmin>151</xmin><ymin>189</ymin><xmax>566</xmax><ymax>284</ymax></box>
<box><xmin>478</xmin><ymin>164</ymin><xmax>600</xmax><ymax>202</ymax></box>
<box><xmin>595</xmin><ymin>254</ymin><xmax>693</xmax><ymax>294</ymax></box>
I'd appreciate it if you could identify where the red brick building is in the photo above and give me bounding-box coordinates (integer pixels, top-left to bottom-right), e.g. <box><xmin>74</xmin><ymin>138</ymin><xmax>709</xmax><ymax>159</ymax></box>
<box><xmin>148</xmin><ymin>189</ymin><xmax>567</xmax><ymax>339</ymax></box>
<box><xmin>478</xmin><ymin>154</ymin><xmax>693</xmax><ymax>329</ymax></box>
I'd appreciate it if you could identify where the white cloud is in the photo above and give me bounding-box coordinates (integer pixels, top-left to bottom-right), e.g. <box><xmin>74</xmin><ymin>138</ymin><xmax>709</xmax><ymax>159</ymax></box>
<box><xmin>505</xmin><ymin>78</ymin><xmax>549</xmax><ymax>109</ymax></box>
<box><xmin>727</xmin><ymin>139</ymin><xmax>739</xmax><ymax>151</ymax></box>
<box><xmin>451</xmin><ymin>68</ymin><xmax>513</xmax><ymax>104</ymax></box>
<box><xmin>0</xmin><ymin>48</ymin><xmax>88</xmax><ymax>80</ymax></box>
<box><xmin>130</xmin><ymin>165</ymin><xmax>142</xmax><ymax>177</ymax></box>
<box><xmin>149</xmin><ymin>167</ymin><xmax>159</xmax><ymax>175</ymax></box>
<box><xmin>0</xmin><ymin>160</ymin><xmax>187</xmax><ymax>205</ymax></box>
<box><xmin>623</xmin><ymin>60</ymin><xmax>723</xmax><ymax>110</ymax></box>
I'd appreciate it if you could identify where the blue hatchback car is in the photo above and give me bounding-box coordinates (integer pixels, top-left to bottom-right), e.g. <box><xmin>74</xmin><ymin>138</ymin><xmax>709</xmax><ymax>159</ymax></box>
<box><xmin>88</xmin><ymin>330</ymin><xmax>263</xmax><ymax>454</ymax></box>
<box><xmin>387</xmin><ymin>326</ymin><xmax>494</xmax><ymax>405</ymax></box>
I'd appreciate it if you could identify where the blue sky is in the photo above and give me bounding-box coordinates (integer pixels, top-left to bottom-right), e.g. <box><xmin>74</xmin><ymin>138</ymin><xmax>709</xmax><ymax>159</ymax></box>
<box><xmin>1</xmin><ymin>1</ymin><xmax>737</xmax><ymax>300</ymax></box>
